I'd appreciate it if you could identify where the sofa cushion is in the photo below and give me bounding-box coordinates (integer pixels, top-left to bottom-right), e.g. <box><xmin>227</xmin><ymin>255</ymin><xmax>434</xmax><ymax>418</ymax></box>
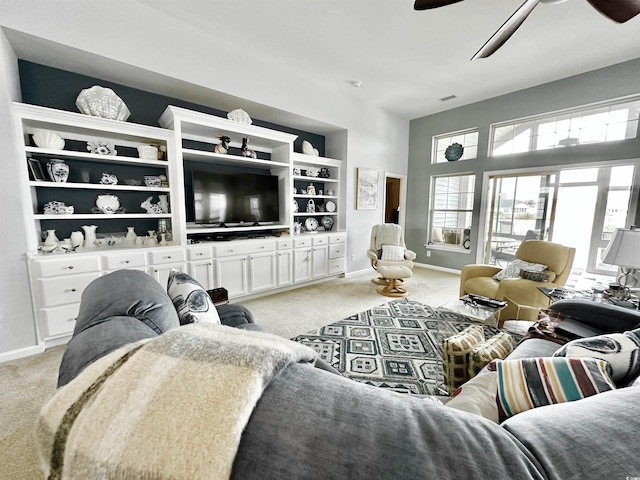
<box><xmin>445</xmin><ymin>371</ymin><xmax>500</xmax><ymax>422</ymax></box>
<box><xmin>442</xmin><ymin>325</ymin><xmax>485</xmax><ymax>394</ymax></box>
<box><xmin>380</xmin><ymin>244</ymin><xmax>405</xmax><ymax>262</ymax></box>
<box><xmin>167</xmin><ymin>269</ymin><xmax>221</xmax><ymax>325</ymax></box>
<box><xmin>468</xmin><ymin>333</ymin><xmax>513</xmax><ymax>377</ymax></box>
<box><xmin>492</xmin><ymin>259</ymin><xmax>547</xmax><ymax>281</ymax></box>
<box><xmin>553</xmin><ymin>328</ymin><xmax>640</xmax><ymax>384</ymax></box>
<box><xmin>502</xmin><ymin>388</ymin><xmax>640</xmax><ymax>480</ymax></box>
<box><xmin>492</xmin><ymin>357</ymin><xmax>616</xmax><ymax>419</ymax></box>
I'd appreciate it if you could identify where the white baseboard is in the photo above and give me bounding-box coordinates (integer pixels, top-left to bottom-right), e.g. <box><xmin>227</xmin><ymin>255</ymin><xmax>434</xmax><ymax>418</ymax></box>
<box><xmin>0</xmin><ymin>344</ymin><xmax>44</xmax><ymax>363</ymax></box>
<box><xmin>413</xmin><ymin>262</ymin><xmax>461</xmax><ymax>275</ymax></box>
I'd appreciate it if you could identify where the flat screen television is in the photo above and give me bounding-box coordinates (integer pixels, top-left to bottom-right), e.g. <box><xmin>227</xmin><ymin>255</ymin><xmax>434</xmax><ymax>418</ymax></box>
<box><xmin>192</xmin><ymin>170</ymin><xmax>280</xmax><ymax>226</ymax></box>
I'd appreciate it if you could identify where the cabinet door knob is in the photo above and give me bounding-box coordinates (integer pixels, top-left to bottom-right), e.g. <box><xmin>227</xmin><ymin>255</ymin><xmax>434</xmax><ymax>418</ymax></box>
<box><xmin>67</xmin><ymin>266</ymin><xmax>74</xmax><ymax>270</ymax></box>
<box><xmin>165</xmin><ymin>256</ymin><xmax>172</xmax><ymax>259</ymax></box>
<box><xmin>70</xmin><ymin>288</ymin><xmax>76</xmax><ymax>292</ymax></box>
<box><xmin>124</xmin><ymin>260</ymin><xmax>130</xmax><ymax>264</ymax></box>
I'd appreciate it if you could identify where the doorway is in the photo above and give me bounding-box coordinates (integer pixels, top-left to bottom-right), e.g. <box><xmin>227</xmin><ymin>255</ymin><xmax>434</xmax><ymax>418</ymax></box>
<box><xmin>383</xmin><ymin>173</ymin><xmax>406</xmax><ymax>227</ymax></box>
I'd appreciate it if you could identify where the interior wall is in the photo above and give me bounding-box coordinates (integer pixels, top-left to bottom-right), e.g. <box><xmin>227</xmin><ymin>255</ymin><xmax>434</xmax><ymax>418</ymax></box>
<box><xmin>406</xmin><ymin>58</ymin><xmax>640</xmax><ymax>271</ymax></box>
<box><xmin>0</xmin><ymin>6</ymin><xmax>409</xmax><ymax>356</ymax></box>
<box><xmin>0</xmin><ymin>30</ymin><xmax>38</xmax><ymax>358</ymax></box>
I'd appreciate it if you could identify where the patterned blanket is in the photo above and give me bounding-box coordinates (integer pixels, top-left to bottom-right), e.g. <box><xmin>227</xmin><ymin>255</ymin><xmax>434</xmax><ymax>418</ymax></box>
<box><xmin>36</xmin><ymin>324</ymin><xmax>317</xmax><ymax>480</ymax></box>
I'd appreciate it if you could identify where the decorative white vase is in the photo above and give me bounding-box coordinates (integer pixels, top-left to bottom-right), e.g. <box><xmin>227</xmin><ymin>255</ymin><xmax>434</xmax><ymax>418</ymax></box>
<box><xmin>44</xmin><ymin>229</ymin><xmax>59</xmax><ymax>246</ymax></box>
<box><xmin>82</xmin><ymin>225</ymin><xmax>97</xmax><ymax>248</ymax></box>
<box><xmin>125</xmin><ymin>226</ymin><xmax>137</xmax><ymax>244</ymax></box>
<box><xmin>70</xmin><ymin>231</ymin><xmax>84</xmax><ymax>249</ymax></box>
<box><xmin>46</xmin><ymin>160</ymin><xmax>69</xmax><ymax>183</ymax></box>
<box><xmin>157</xmin><ymin>194</ymin><xmax>169</xmax><ymax>213</ymax></box>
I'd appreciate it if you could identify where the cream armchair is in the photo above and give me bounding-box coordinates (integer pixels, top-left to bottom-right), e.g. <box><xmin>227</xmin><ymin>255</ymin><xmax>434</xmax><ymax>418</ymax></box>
<box><xmin>460</xmin><ymin>240</ymin><xmax>576</xmax><ymax>326</ymax></box>
<box><xmin>367</xmin><ymin>223</ymin><xmax>416</xmax><ymax>284</ymax></box>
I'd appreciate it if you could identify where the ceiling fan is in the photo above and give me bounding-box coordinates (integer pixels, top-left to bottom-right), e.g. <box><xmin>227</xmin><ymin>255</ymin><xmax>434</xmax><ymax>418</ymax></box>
<box><xmin>414</xmin><ymin>0</ymin><xmax>640</xmax><ymax>60</ymax></box>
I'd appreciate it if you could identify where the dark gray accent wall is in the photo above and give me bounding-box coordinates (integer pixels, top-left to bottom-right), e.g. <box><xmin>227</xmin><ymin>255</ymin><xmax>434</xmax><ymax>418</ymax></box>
<box><xmin>406</xmin><ymin>58</ymin><xmax>640</xmax><ymax>271</ymax></box>
<box><xmin>18</xmin><ymin>61</ymin><xmax>325</xmax><ymax>156</ymax></box>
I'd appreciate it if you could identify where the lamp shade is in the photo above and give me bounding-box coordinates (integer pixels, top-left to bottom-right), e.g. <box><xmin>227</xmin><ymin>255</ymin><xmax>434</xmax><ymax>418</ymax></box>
<box><xmin>602</xmin><ymin>227</ymin><xmax>640</xmax><ymax>269</ymax></box>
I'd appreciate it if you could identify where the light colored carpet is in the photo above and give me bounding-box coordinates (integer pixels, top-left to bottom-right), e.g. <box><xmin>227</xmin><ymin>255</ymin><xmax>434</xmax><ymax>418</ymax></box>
<box><xmin>0</xmin><ymin>266</ymin><xmax>459</xmax><ymax>479</ymax></box>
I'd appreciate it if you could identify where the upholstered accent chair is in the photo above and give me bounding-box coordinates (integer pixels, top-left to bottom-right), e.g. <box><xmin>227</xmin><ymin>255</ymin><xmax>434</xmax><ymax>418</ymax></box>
<box><xmin>367</xmin><ymin>223</ymin><xmax>416</xmax><ymax>285</ymax></box>
<box><xmin>460</xmin><ymin>240</ymin><xmax>576</xmax><ymax>326</ymax></box>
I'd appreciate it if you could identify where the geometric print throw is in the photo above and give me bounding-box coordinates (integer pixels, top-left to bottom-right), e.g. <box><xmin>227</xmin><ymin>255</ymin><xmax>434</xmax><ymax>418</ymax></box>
<box><xmin>292</xmin><ymin>299</ymin><xmax>508</xmax><ymax>395</ymax></box>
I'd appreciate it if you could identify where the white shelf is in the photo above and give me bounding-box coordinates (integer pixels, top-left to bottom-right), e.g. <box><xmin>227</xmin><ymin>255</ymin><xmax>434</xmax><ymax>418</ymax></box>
<box><xmin>182</xmin><ymin>148</ymin><xmax>289</xmax><ymax>169</ymax></box>
<box><xmin>186</xmin><ymin>223</ymin><xmax>288</xmax><ymax>235</ymax></box>
<box><xmin>25</xmin><ymin>147</ymin><xmax>168</xmax><ymax>167</ymax></box>
<box><xmin>29</xmin><ymin>181</ymin><xmax>171</xmax><ymax>192</ymax></box>
<box><xmin>35</xmin><ymin>213</ymin><xmax>172</xmax><ymax>220</ymax></box>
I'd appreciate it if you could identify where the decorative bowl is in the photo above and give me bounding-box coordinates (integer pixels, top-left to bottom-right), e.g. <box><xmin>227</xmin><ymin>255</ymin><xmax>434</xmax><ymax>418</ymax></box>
<box><xmin>76</xmin><ymin>85</ymin><xmax>131</xmax><ymax>121</ymax></box>
<box><xmin>96</xmin><ymin>194</ymin><xmax>120</xmax><ymax>214</ymax></box>
<box><xmin>306</xmin><ymin>166</ymin><xmax>320</xmax><ymax>177</ymax></box>
<box><xmin>144</xmin><ymin>175</ymin><xmax>162</xmax><ymax>188</ymax></box>
<box><xmin>33</xmin><ymin>130</ymin><xmax>65</xmax><ymax>150</ymax></box>
<box><xmin>227</xmin><ymin>108</ymin><xmax>252</xmax><ymax>124</ymax></box>
<box><xmin>137</xmin><ymin>145</ymin><xmax>159</xmax><ymax>159</ymax></box>
<box><xmin>87</xmin><ymin>140</ymin><xmax>117</xmax><ymax>156</ymax></box>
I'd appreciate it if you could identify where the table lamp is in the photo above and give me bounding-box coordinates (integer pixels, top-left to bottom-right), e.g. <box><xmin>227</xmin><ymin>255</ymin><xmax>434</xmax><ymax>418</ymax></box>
<box><xmin>602</xmin><ymin>226</ymin><xmax>640</xmax><ymax>300</ymax></box>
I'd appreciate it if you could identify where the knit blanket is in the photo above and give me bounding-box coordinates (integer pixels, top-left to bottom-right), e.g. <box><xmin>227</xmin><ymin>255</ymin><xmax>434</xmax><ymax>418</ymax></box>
<box><xmin>36</xmin><ymin>324</ymin><xmax>317</xmax><ymax>480</ymax></box>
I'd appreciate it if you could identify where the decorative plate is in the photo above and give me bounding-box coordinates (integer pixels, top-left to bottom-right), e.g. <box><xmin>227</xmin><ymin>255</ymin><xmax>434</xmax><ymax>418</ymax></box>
<box><xmin>321</xmin><ymin>216</ymin><xmax>334</xmax><ymax>231</ymax></box>
<box><xmin>444</xmin><ymin>142</ymin><xmax>464</xmax><ymax>161</ymax></box>
<box><xmin>325</xmin><ymin>200</ymin><xmax>336</xmax><ymax>213</ymax></box>
<box><xmin>305</xmin><ymin>217</ymin><xmax>319</xmax><ymax>232</ymax></box>
<box><xmin>87</xmin><ymin>140</ymin><xmax>117</xmax><ymax>156</ymax></box>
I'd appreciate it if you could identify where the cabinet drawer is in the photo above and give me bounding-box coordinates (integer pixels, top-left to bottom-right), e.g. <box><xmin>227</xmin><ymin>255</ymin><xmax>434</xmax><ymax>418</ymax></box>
<box><xmin>37</xmin><ymin>273</ymin><xmax>100</xmax><ymax>307</ymax></box>
<box><xmin>293</xmin><ymin>238</ymin><xmax>312</xmax><ymax>248</ymax></box>
<box><xmin>329</xmin><ymin>233</ymin><xmax>346</xmax><ymax>244</ymax></box>
<box><xmin>104</xmin><ymin>251</ymin><xmax>147</xmax><ymax>270</ymax></box>
<box><xmin>276</xmin><ymin>239</ymin><xmax>293</xmax><ymax>250</ymax></box>
<box><xmin>312</xmin><ymin>235</ymin><xmax>328</xmax><ymax>246</ymax></box>
<box><xmin>42</xmin><ymin>304</ymin><xmax>79</xmax><ymax>337</ymax></box>
<box><xmin>215</xmin><ymin>240</ymin><xmax>275</xmax><ymax>258</ymax></box>
<box><xmin>187</xmin><ymin>245</ymin><xmax>213</xmax><ymax>260</ymax></box>
<box><xmin>328</xmin><ymin>258</ymin><xmax>346</xmax><ymax>274</ymax></box>
<box><xmin>149</xmin><ymin>248</ymin><xmax>186</xmax><ymax>264</ymax></box>
<box><xmin>329</xmin><ymin>244</ymin><xmax>346</xmax><ymax>259</ymax></box>
<box><xmin>33</xmin><ymin>256</ymin><xmax>101</xmax><ymax>278</ymax></box>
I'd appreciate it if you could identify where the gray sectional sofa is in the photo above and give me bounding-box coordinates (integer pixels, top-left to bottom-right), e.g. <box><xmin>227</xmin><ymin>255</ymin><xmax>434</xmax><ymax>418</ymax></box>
<box><xmin>38</xmin><ymin>270</ymin><xmax>640</xmax><ymax>479</ymax></box>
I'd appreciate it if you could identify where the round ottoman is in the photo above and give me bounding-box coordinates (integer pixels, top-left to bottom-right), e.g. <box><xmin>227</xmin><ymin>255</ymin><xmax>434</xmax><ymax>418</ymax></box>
<box><xmin>376</xmin><ymin>265</ymin><xmax>412</xmax><ymax>297</ymax></box>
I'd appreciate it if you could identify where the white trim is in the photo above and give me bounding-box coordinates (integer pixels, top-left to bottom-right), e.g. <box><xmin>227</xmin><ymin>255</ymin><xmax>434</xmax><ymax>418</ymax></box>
<box><xmin>0</xmin><ymin>344</ymin><xmax>44</xmax><ymax>363</ymax></box>
<box><xmin>413</xmin><ymin>262</ymin><xmax>461</xmax><ymax>275</ymax></box>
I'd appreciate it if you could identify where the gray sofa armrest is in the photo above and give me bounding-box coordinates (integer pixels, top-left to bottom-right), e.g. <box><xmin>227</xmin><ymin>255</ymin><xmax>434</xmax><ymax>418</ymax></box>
<box><xmin>216</xmin><ymin>303</ymin><xmax>256</xmax><ymax>328</ymax></box>
<box><xmin>549</xmin><ymin>299</ymin><xmax>640</xmax><ymax>333</ymax></box>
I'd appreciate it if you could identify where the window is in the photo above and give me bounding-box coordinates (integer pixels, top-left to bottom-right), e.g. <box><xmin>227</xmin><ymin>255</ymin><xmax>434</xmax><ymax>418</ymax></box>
<box><xmin>429</xmin><ymin>174</ymin><xmax>475</xmax><ymax>247</ymax></box>
<box><xmin>433</xmin><ymin>129</ymin><xmax>479</xmax><ymax>163</ymax></box>
<box><xmin>490</xmin><ymin>97</ymin><xmax>640</xmax><ymax>156</ymax></box>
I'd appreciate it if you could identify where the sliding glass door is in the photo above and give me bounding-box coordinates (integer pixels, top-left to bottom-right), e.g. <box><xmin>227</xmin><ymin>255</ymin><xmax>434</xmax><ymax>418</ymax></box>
<box><xmin>483</xmin><ymin>164</ymin><xmax>635</xmax><ymax>278</ymax></box>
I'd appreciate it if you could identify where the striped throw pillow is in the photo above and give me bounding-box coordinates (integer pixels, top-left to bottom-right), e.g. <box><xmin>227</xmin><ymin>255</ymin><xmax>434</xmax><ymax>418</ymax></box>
<box><xmin>492</xmin><ymin>357</ymin><xmax>616</xmax><ymax>419</ymax></box>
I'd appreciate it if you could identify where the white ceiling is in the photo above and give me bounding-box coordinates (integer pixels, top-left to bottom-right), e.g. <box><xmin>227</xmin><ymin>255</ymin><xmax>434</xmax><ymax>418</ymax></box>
<box><xmin>132</xmin><ymin>0</ymin><xmax>640</xmax><ymax>118</ymax></box>
<box><xmin>4</xmin><ymin>0</ymin><xmax>640</xmax><ymax>127</ymax></box>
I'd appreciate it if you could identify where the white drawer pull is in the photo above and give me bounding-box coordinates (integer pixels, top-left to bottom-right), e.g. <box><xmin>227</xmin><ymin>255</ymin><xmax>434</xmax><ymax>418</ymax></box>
<box><xmin>198</xmin><ymin>252</ymin><xmax>203</xmax><ymax>256</ymax></box>
<box><xmin>165</xmin><ymin>256</ymin><xmax>172</xmax><ymax>259</ymax></box>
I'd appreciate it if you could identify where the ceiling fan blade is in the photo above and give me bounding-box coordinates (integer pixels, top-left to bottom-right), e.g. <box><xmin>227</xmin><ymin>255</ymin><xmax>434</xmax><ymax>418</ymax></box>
<box><xmin>471</xmin><ymin>0</ymin><xmax>541</xmax><ymax>60</ymax></box>
<box><xmin>414</xmin><ymin>0</ymin><xmax>464</xmax><ymax>11</ymax></box>
<box><xmin>586</xmin><ymin>0</ymin><xmax>640</xmax><ymax>23</ymax></box>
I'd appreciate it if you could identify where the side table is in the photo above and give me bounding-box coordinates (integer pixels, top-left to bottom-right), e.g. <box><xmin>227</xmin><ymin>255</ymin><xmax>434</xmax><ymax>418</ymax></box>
<box><xmin>440</xmin><ymin>296</ymin><xmax>506</xmax><ymax>328</ymax></box>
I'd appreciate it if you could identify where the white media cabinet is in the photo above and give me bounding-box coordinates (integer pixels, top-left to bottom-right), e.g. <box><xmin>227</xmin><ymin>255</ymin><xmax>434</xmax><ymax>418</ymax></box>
<box><xmin>13</xmin><ymin>103</ymin><xmax>345</xmax><ymax>347</ymax></box>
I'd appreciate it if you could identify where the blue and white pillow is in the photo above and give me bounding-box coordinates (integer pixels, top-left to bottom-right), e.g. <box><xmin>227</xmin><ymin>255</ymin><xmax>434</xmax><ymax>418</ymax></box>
<box><xmin>167</xmin><ymin>269</ymin><xmax>220</xmax><ymax>325</ymax></box>
<box><xmin>492</xmin><ymin>259</ymin><xmax>547</xmax><ymax>281</ymax></box>
<box><xmin>553</xmin><ymin>328</ymin><xmax>640</xmax><ymax>384</ymax></box>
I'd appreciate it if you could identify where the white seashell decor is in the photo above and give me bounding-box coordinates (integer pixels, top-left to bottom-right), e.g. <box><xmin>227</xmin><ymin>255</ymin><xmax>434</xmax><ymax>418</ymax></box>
<box><xmin>227</xmin><ymin>108</ymin><xmax>252</xmax><ymax>124</ymax></box>
<box><xmin>33</xmin><ymin>130</ymin><xmax>65</xmax><ymax>150</ymax></box>
<box><xmin>301</xmin><ymin>140</ymin><xmax>319</xmax><ymax>156</ymax></box>
<box><xmin>76</xmin><ymin>85</ymin><xmax>131</xmax><ymax>121</ymax></box>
